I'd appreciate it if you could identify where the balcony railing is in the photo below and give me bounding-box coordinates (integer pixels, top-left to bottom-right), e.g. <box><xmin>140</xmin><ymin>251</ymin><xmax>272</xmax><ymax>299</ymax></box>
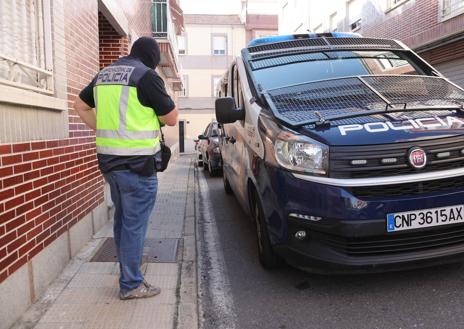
<box><xmin>151</xmin><ymin>0</ymin><xmax>183</xmax><ymax>88</ymax></box>
<box><xmin>152</xmin><ymin>0</ymin><xmax>168</xmax><ymax>38</ymax></box>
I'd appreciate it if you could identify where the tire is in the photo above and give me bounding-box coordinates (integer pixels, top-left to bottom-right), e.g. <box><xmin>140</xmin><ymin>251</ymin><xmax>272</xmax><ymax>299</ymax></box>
<box><xmin>208</xmin><ymin>160</ymin><xmax>221</xmax><ymax>177</ymax></box>
<box><xmin>223</xmin><ymin>170</ymin><xmax>233</xmax><ymax>195</ymax></box>
<box><xmin>203</xmin><ymin>156</ymin><xmax>209</xmax><ymax>171</ymax></box>
<box><xmin>251</xmin><ymin>189</ymin><xmax>284</xmax><ymax>269</ymax></box>
<box><xmin>208</xmin><ymin>160</ymin><xmax>214</xmax><ymax>176</ymax></box>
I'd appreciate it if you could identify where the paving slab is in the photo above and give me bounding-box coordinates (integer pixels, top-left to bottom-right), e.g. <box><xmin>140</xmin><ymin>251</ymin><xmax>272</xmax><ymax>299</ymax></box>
<box><xmin>9</xmin><ymin>156</ymin><xmax>198</xmax><ymax>329</ymax></box>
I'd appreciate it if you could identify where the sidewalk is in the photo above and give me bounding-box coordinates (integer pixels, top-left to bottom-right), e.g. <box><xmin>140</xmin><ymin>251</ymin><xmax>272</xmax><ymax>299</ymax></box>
<box><xmin>11</xmin><ymin>155</ymin><xmax>198</xmax><ymax>329</ymax></box>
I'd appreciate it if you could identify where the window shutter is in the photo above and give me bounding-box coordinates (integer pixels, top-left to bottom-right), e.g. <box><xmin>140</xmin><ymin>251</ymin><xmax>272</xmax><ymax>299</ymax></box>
<box><xmin>213</xmin><ymin>36</ymin><xmax>226</xmax><ymax>53</ymax></box>
<box><xmin>178</xmin><ymin>35</ymin><xmax>186</xmax><ymax>54</ymax></box>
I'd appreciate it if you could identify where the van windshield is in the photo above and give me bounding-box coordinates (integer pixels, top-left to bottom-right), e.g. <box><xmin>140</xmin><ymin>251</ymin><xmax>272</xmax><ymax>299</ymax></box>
<box><xmin>252</xmin><ymin>50</ymin><xmax>426</xmax><ymax>91</ymax></box>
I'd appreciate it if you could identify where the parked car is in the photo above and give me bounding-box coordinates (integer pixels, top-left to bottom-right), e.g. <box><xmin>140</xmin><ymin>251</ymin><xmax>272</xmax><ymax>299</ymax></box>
<box><xmin>194</xmin><ymin>138</ymin><xmax>202</xmax><ymax>166</ymax></box>
<box><xmin>197</xmin><ymin>121</ymin><xmax>222</xmax><ymax>176</ymax></box>
<box><xmin>215</xmin><ymin>32</ymin><xmax>464</xmax><ymax>272</ymax></box>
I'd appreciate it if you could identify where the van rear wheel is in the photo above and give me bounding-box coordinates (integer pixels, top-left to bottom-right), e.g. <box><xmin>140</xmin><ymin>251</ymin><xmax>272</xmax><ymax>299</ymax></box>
<box><xmin>223</xmin><ymin>170</ymin><xmax>233</xmax><ymax>195</ymax></box>
<box><xmin>252</xmin><ymin>190</ymin><xmax>283</xmax><ymax>269</ymax></box>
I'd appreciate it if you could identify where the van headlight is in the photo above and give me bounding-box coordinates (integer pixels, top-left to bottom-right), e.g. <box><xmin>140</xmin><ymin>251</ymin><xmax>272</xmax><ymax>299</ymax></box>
<box><xmin>274</xmin><ymin>132</ymin><xmax>328</xmax><ymax>175</ymax></box>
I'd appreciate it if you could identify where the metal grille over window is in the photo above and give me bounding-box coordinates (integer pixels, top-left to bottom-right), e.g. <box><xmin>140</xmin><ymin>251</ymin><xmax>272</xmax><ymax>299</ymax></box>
<box><xmin>263</xmin><ymin>76</ymin><xmax>464</xmax><ymax>127</ymax></box>
<box><xmin>247</xmin><ymin>37</ymin><xmax>404</xmax><ymax>59</ymax></box>
<box><xmin>0</xmin><ymin>0</ymin><xmax>54</xmax><ymax>94</ymax></box>
<box><xmin>362</xmin><ymin>75</ymin><xmax>464</xmax><ymax>107</ymax></box>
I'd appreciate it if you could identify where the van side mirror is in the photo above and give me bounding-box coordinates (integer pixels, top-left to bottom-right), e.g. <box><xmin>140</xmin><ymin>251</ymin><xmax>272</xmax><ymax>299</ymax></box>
<box><xmin>215</xmin><ymin>97</ymin><xmax>245</xmax><ymax>124</ymax></box>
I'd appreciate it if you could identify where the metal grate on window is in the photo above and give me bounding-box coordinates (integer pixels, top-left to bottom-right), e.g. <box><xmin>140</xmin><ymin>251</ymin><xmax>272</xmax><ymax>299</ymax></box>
<box><xmin>248</xmin><ymin>37</ymin><xmax>327</xmax><ymax>54</ymax></box>
<box><xmin>250</xmin><ymin>52</ymin><xmax>328</xmax><ymax>70</ymax></box>
<box><xmin>263</xmin><ymin>75</ymin><xmax>464</xmax><ymax>127</ymax></box>
<box><xmin>0</xmin><ymin>0</ymin><xmax>54</xmax><ymax>94</ymax></box>
<box><xmin>328</xmin><ymin>37</ymin><xmax>400</xmax><ymax>48</ymax></box>
<box><xmin>362</xmin><ymin>75</ymin><xmax>464</xmax><ymax>107</ymax></box>
<box><xmin>264</xmin><ymin>77</ymin><xmax>387</xmax><ymax>126</ymax></box>
<box><xmin>247</xmin><ymin>37</ymin><xmax>404</xmax><ymax>60</ymax></box>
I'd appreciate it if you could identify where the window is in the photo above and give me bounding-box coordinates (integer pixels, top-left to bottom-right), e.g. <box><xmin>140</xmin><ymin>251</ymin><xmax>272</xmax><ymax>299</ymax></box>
<box><xmin>0</xmin><ymin>0</ymin><xmax>54</xmax><ymax>94</ymax></box>
<box><xmin>386</xmin><ymin>0</ymin><xmax>410</xmax><ymax>11</ymax></box>
<box><xmin>212</xmin><ymin>75</ymin><xmax>222</xmax><ymax>97</ymax></box>
<box><xmin>212</xmin><ymin>35</ymin><xmax>227</xmax><ymax>56</ymax></box>
<box><xmin>179</xmin><ymin>74</ymin><xmax>188</xmax><ymax>97</ymax></box>
<box><xmin>440</xmin><ymin>0</ymin><xmax>464</xmax><ymax>21</ymax></box>
<box><xmin>178</xmin><ymin>34</ymin><xmax>186</xmax><ymax>55</ymax></box>
<box><xmin>232</xmin><ymin>65</ymin><xmax>244</xmax><ymax>109</ymax></box>
<box><xmin>152</xmin><ymin>0</ymin><xmax>168</xmax><ymax>38</ymax></box>
<box><xmin>252</xmin><ymin>51</ymin><xmax>425</xmax><ymax>91</ymax></box>
<box><xmin>351</xmin><ymin>18</ymin><xmax>362</xmax><ymax>31</ymax></box>
<box><xmin>203</xmin><ymin>124</ymin><xmax>211</xmax><ymax>136</ymax></box>
<box><xmin>347</xmin><ymin>0</ymin><xmax>362</xmax><ymax>31</ymax></box>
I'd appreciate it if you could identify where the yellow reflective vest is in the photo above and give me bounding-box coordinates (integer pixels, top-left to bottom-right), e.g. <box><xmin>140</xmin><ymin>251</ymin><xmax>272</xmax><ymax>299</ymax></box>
<box><xmin>93</xmin><ymin>58</ymin><xmax>161</xmax><ymax>156</ymax></box>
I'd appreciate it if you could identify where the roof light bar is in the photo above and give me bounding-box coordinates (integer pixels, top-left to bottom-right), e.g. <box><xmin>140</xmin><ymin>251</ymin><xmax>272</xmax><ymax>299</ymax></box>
<box><xmin>247</xmin><ymin>32</ymin><xmax>363</xmax><ymax>47</ymax></box>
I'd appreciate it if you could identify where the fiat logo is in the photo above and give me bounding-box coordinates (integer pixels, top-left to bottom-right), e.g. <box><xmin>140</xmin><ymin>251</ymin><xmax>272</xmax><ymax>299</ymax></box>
<box><xmin>408</xmin><ymin>147</ymin><xmax>427</xmax><ymax>169</ymax></box>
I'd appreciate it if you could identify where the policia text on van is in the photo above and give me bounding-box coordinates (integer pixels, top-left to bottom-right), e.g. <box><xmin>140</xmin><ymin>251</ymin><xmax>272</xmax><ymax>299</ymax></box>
<box><xmin>215</xmin><ymin>33</ymin><xmax>464</xmax><ymax>273</ymax></box>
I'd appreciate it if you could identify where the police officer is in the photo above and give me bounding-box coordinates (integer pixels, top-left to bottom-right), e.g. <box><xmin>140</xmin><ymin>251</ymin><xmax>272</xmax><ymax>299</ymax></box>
<box><xmin>74</xmin><ymin>37</ymin><xmax>178</xmax><ymax>300</ymax></box>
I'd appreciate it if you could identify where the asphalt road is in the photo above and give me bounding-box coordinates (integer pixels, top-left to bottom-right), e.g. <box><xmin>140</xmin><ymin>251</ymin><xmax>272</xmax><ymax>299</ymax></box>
<box><xmin>197</xmin><ymin>168</ymin><xmax>464</xmax><ymax>329</ymax></box>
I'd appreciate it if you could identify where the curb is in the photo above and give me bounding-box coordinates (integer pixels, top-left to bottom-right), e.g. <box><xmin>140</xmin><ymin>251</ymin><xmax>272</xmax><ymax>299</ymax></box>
<box><xmin>176</xmin><ymin>158</ymin><xmax>199</xmax><ymax>329</ymax></box>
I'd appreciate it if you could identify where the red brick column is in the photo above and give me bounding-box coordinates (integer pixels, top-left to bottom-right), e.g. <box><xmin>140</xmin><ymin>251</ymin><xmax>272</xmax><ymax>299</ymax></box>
<box><xmin>98</xmin><ymin>12</ymin><xmax>129</xmax><ymax>69</ymax></box>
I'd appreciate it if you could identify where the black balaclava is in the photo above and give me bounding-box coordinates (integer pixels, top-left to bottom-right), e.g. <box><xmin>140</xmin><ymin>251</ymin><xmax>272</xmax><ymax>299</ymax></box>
<box><xmin>129</xmin><ymin>37</ymin><xmax>161</xmax><ymax>69</ymax></box>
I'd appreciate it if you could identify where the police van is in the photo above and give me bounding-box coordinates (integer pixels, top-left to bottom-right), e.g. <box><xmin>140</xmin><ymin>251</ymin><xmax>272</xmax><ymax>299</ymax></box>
<box><xmin>215</xmin><ymin>33</ymin><xmax>464</xmax><ymax>272</ymax></box>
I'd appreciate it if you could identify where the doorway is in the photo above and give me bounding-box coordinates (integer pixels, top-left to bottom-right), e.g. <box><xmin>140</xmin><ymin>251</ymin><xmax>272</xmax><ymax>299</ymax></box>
<box><xmin>179</xmin><ymin>120</ymin><xmax>185</xmax><ymax>153</ymax></box>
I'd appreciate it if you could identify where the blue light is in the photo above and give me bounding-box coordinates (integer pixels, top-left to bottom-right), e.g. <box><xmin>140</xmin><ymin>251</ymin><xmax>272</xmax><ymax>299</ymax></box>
<box><xmin>248</xmin><ymin>35</ymin><xmax>296</xmax><ymax>47</ymax></box>
<box><xmin>332</xmin><ymin>32</ymin><xmax>362</xmax><ymax>38</ymax></box>
<box><xmin>247</xmin><ymin>32</ymin><xmax>363</xmax><ymax>47</ymax></box>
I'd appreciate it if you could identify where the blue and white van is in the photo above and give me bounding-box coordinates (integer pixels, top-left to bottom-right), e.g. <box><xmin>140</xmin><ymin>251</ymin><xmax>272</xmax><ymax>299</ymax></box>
<box><xmin>215</xmin><ymin>33</ymin><xmax>464</xmax><ymax>272</ymax></box>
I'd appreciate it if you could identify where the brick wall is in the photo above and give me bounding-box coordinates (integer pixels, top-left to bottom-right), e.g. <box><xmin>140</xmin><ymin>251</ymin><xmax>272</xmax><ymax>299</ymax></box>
<box><xmin>0</xmin><ymin>1</ymin><xmax>103</xmax><ymax>283</ymax></box>
<box><xmin>115</xmin><ymin>0</ymin><xmax>153</xmax><ymax>38</ymax></box>
<box><xmin>99</xmin><ymin>12</ymin><xmax>129</xmax><ymax>69</ymax></box>
<box><xmin>361</xmin><ymin>0</ymin><xmax>464</xmax><ymax>49</ymax></box>
<box><xmin>0</xmin><ymin>0</ymin><xmax>179</xmax><ymax>285</ymax></box>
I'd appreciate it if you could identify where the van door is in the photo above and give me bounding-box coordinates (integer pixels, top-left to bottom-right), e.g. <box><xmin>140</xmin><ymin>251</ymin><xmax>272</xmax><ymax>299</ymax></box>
<box><xmin>225</xmin><ymin>64</ymin><xmax>248</xmax><ymax>206</ymax></box>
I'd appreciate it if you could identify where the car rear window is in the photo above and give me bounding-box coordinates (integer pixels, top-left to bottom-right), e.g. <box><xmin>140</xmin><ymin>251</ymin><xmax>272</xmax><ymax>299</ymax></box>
<box><xmin>252</xmin><ymin>50</ymin><xmax>425</xmax><ymax>90</ymax></box>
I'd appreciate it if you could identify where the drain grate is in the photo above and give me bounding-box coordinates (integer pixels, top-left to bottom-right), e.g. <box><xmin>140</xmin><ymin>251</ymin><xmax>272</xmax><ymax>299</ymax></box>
<box><xmin>91</xmin><ymin>238</ymin><xmax>179</xmax><ymax>263</ymax></box>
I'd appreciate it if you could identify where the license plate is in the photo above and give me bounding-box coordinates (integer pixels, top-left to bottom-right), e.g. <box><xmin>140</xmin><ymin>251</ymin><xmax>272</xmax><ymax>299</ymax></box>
<box><xmin>387</xmin><ymin>205</ymin><xmax>464</xmax><ymax>233</ymax></box>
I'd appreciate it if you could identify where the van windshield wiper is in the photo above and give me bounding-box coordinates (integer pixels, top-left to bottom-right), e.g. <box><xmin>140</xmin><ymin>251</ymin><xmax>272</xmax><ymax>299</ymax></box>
<box><xmin>262</xmin><ymin>75</ymin><xmax>464</xmax><ymax>128</ymax></box>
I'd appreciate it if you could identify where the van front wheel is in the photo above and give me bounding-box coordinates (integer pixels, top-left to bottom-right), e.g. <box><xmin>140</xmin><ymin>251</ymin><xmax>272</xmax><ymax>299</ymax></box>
<box><xmin>252</xmin><ymin>191</ymin><xmax>284</xmax><ymax>269</ymax></box>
